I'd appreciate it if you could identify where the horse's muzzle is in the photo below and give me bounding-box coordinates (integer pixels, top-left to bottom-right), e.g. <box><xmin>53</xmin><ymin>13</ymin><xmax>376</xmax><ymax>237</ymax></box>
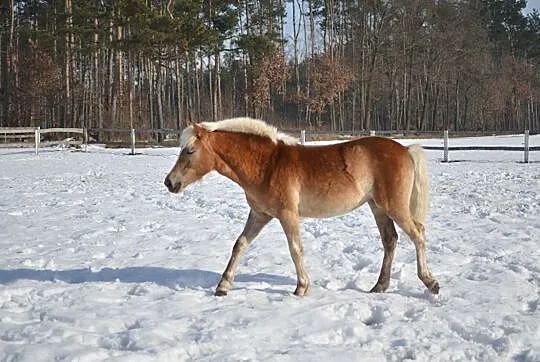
<box><xmin>164</xmin><ymin>176</ymin><xmax>180</xmax><ymax>193</ymax></box>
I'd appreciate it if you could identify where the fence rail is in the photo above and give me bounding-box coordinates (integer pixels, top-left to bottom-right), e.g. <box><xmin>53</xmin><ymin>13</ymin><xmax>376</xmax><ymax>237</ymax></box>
<box><xmin>40</xmin><ymin>127</ymin><xmax>84</xmax><ymax>134</ymax></box>
<box><xmin>423</xmin><ymin>146</ymin><xmax>540</xmax><ymax>151</ymax></box>
<box><xmin>1</xmin><ymin>127</ymin><xmax>87</xmax><ymax>155</ymax></box>
<box><xmin>1</xmin><ymin>127</ymin><xmax>538</xmax><ymax>163</ymax></box>
<box><xmin>300</xmin><ymin>128</ymin><xmax>537</xmax><ymax>163</ymax></box>
<box><xmin>433</xmin><ymin>129</ymin><xmax>534</xmax><ymax>163</ymax></box>
<box><xmin>0</xmin><ymin>127</ymin><xmax>37</xmax><ymax>134</ymax></box>
<box><xmin>89</xmin><ymin>128</ymin><xmax>182</xmax><ymax>135</ymax></box>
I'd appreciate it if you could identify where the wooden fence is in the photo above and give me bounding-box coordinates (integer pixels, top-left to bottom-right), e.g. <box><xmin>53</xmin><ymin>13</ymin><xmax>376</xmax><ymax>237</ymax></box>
<box><xmin>301</xmin><ymin>129</ymin><xmax>539</xmax><ymax>163</ymax></box>
<box><xmin>88</xmin><ymin>128</ymin><xmax>181</xmax><ymax>154</ymax></box>
<box><xmin>422</xmin><ymin>130</ymin><xmax>537</xmax><ymax>163</ymax></box>
<box><xmin>1</xmin><ymin>127</ymin><xmax>538</xmax><ymax>163</ymax></box>
<box><xmin>1</xmin><ymin>127</ymin><xmax>87</xmax><ymax>155</ymax></box>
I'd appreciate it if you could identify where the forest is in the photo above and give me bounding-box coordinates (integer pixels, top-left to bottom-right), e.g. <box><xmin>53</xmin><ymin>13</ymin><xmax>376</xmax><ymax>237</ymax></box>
<box><xmin>1</xmin><ymin>0</ymin><xmax>539</xmax><ymax>135</ymax></box>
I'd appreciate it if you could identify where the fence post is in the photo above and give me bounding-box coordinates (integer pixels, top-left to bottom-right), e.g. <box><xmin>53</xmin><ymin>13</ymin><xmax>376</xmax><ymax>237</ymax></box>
<box><xmin>83</xmin><ymin>128</ymin><xmax>88</xmax><ymax>152</ymax></box>
<box><xmin>300</xmin><ymin>130</ymin><xmax>306</xmax><ymax>145</ymax></box>
<box><xmin>443</xmin><ymin>130</ymin><xmax>449</xmax><ymax>162</ymax></box>
<box><xmin>35</xmin><ymin>127</ymin><xmax>40</xmax><ymax>156</ymax></box>
<box><xmin>524</xmin><ymin>130</ymin><xmax>529</xmax><ymax>163</ymax></box>
<box><xmin>130</xmin><ymin>128</ymin><xmax>136</xmax><ymax>155</ymax></box>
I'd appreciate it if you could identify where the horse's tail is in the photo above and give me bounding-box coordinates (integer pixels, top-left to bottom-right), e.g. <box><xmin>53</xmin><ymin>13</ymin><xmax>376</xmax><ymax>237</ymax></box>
<box><xmin>407</xmin><ymin>145</ymin><xmax>430</xmax><ymax>223</ymax></box>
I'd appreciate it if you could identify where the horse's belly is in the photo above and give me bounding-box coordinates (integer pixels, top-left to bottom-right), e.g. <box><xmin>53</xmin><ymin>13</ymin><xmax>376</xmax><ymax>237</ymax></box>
<box><xmin>299</xmin><ymin>193</ymin><xmax>367</xmax><ymax>218</ymax></box>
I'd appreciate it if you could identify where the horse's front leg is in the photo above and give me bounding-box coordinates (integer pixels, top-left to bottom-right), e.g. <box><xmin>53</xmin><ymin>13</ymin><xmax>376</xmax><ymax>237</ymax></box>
<box><xmin>215</xmin><ymin>209</ymin><xmax>272</xmax><ymax>296</ymax></box>
<box><xmin>279</xmin><ymin>210</ymin><xmax>310</xmax><ymax>296</ymax></box>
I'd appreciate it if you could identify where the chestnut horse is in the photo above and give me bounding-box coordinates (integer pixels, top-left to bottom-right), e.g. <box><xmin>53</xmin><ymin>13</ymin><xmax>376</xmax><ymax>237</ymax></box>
<box><xmin>164</xmin><ymin>117</ymin><xmax>439</xmax><ymax>297</ymax></box>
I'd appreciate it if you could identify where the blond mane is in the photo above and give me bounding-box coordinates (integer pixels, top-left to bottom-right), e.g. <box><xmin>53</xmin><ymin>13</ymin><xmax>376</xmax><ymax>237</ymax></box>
<box><xmin>180</xmin><ymin>117</ymin><xmax>298</xmax><ymax>149</ymax></box>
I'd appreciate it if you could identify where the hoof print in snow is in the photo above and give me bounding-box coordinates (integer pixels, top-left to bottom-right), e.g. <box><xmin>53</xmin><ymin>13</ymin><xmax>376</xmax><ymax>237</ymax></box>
<box><xmin>363</xmin><ymin>306</ymin><xmax>386</xmax><ymax>327</ymax></box>
<box><xmin>524</xmin><ymin>299</ymin><xmax>538</xmax><ymax>314</ymax></box>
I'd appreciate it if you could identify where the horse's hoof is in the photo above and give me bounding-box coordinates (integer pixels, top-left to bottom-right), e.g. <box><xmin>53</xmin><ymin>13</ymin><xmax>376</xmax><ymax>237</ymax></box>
<box><xmin>293</xmin><ymin>285</ymin><xmax>309</xmax><ymax>297</ymax></box>
<box><xmin>429</xmin><ymin>281</ymin><xmax>440</xmax><ymax>294</ymax></box>
<box><xmin>215</xmin><ymin>290</ymin><xmax>228</xmax><ymax>297</ymax></box>
<box><xmin>369</xmin><ymin>284</ymin><xmax>387</xmax><ymax>293</ymax></box>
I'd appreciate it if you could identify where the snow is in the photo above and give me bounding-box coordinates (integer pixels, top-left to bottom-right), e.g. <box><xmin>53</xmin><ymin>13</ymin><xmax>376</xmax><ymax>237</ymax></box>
<box><xmin>0</xmin><ymin>135</ymin><xmax>539</xmax><ymax>361</ymax></box>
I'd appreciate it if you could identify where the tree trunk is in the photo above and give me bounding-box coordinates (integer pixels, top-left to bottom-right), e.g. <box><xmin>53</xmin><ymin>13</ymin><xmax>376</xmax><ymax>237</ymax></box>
<box><xmin>185</xmin><ymin>51</ymin><xmax>194</xmax><ymax>123</ymax></box>
<box><xmin>0</xmin><ymin>0</ymin><xmax>14</xmax><ymax>126</ymax></box>
<box><xmin>64</xmin><ymin>0</ymin><xmax>73</xmax><ymax>128</ymax></box>
<box><xmin>128</xmin><ymin>52</ymin><xmax>134</xmax><ymax>132</ymax></box>
<box><xmin>157</xmin><ymin>66</ymin><xmax>164</xmax><ymax>142</ymax></box>
<box><xmin>293</xmin><ymin>0</ymin><xmax>301</xmax><ymax>128</ymax></box>
<box><xmin>214</xmin><ymin>50</ymin><xmax>221</xmax><ymax>121</ymax></box>
<box><xmin>148</xmin><ymin>59</ymin><xmax>155</xmax><ymax>129</ymax></box>
<box><xmin>175</xmin><ymin>49</ymin><xmax>183</xmax><ymax>129</ymax></box>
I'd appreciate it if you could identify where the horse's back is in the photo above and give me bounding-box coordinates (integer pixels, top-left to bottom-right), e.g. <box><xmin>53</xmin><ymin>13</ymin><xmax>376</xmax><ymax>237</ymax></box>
<box><xmin>277</xmin><ymin>137</ymin><xmax>411</xmax><ymax>218</ymax></box>
<box><xmin>291</xmin><ymin>136</ymin><xmax>410</xmax><ymax>178</ymax></box>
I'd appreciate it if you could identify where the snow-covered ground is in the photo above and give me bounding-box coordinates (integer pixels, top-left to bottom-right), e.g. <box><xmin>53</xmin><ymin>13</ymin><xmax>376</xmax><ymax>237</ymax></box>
<box><xmin>0</xmin><ymin>135</ymin><xmax>538</xmax><ymax>361</ymax></box>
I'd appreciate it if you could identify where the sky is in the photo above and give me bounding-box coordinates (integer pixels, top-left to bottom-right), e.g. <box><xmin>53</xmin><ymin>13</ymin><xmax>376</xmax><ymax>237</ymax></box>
<box><xmin>525</xmin><ymin>0</ymin><xmax>540</xmax><ymax>12</ymax></box>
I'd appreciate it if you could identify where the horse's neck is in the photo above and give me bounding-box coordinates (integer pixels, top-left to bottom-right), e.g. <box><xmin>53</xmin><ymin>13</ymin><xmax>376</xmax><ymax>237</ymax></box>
<box><xmin>210</xmin><ymin>132</ymin><xmax>276</xmax><ymax>187</ymax></box>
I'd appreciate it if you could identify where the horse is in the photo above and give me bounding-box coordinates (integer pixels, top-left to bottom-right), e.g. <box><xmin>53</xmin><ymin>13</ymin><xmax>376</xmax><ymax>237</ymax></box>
<box><xmin>164</xmin><ymin>117</ymin><xmax>439</xmax><ymax>297</ymax></box>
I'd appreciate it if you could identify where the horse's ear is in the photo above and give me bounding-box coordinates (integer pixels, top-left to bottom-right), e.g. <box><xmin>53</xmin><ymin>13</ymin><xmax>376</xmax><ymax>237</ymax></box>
<box><xmin>192</xmin><ymin>124</ymin><xmax>207</xmax><ymax>140</ymax></box>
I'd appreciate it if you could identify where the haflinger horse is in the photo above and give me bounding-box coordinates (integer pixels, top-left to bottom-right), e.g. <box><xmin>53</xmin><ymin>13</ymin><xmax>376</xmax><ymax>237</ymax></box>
<box><xmin>164</xmin><ymin>117</ymin><xmax>439</xmax><ymax>297</ymax></box>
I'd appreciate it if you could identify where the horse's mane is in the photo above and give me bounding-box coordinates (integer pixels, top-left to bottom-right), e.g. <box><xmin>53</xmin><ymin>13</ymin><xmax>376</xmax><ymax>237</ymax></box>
<box><xmin>180</xmin><ymin>117</ymin><xmax>298</xmax><ymax>149</ymax></box>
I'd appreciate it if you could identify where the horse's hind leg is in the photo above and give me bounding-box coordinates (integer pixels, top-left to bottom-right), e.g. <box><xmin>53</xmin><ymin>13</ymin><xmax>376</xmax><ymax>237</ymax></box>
<box><xmin>279</xmin><ymin>210</ymin><xmax>310</xmax><ymax>297</ymax></box>
<box><xmin>392</xmin><ymin>214</ymin><xmax>439</xmax><ymax>294</ymax></box>
<box><xmin>369</xmin><ymin>201</ymin><xmax>398</xmax><ymax>293</ymax></box>
<box><xmin>215</xmin><ymin>209</ymin><xmax>272</xmax><ymax>296</ymax></box>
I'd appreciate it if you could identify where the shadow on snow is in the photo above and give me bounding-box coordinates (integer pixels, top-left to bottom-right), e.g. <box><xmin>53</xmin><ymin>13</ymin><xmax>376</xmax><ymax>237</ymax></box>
<box><xmin>0</xmin><ymin>267</ymin><xmax>296</xmax><ymax>290</ymax></box>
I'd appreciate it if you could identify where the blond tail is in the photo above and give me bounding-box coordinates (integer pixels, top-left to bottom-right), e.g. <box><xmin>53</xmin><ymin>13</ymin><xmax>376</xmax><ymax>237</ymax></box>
<box><xmin>407</xmin><ymin>145</ymin><xmax>430</xmax><ymax>223</ymax></box>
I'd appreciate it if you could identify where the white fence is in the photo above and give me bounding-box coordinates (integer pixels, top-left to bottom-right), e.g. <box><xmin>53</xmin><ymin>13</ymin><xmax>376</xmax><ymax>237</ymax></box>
<box><xmin>2</xmin><ymin>127</ymin><xmax>538</xmax><ymax>163</ymax></box>
<box><xmin>423</xmin><ymin>130</ymin><xmax>536</xmax><ymax>163</ymax></box>
<box><xmin>1</xmin><ymin>127</ymin><xmax>88</xmax><ymax>155</ymax></box>
<box><xmin>299</xmin><ymin>129</ymin><xmax>538</xmax><ymax>163</ymax></box>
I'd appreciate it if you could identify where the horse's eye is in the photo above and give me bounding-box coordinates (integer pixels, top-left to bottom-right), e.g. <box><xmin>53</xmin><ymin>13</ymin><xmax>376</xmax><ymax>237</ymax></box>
<box><xmin>186</xmin><ymin>149</ymin><xmax>195</xmax><ymax>155</ymax></box>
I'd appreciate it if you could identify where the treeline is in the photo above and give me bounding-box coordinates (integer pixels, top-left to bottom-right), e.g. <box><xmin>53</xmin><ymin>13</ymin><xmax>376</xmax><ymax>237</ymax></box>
<box><xmin>1</xmin><ymin>0</ymin><xmax>539</xmax><ymax>134</ymax></box>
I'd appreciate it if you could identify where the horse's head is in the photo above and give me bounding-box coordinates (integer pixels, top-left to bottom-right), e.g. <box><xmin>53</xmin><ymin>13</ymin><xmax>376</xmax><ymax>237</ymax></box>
<box><xmin>164</xmin><ymin>124</ymin><xmax>215</xmax><ymax>194</ymax></box>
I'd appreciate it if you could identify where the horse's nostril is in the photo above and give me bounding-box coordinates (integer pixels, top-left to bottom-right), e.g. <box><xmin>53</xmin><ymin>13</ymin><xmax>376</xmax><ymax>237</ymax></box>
<box><xmin>164</xmin><ymin>177</ymin><xmax>172</xmax><ymax>189</ymax></box>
